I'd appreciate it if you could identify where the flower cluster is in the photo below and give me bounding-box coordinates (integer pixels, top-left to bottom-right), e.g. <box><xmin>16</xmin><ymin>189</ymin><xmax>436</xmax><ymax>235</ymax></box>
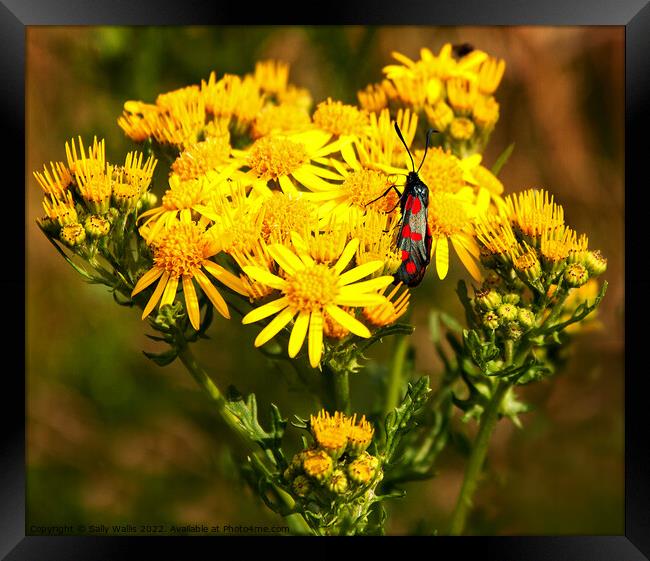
<box><xmin>360</xmin><ymin>43</ymin><xmax>505</xmax><ymax>156</ymax></box>
<box><xmin>284</xmin><ymin>410</ymin><xmax>380</xmax><ymax>501</ymax></box>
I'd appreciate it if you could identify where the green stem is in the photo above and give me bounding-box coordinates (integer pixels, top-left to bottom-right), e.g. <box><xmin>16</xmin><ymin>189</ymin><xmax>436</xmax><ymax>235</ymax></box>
<box><xmin>332</xmin><ymin>370</ymin><xmax>351</xmax><ymax>415</ymax></box>
<box><xmin>384</xmin><ymin>334</ymin><xmax>409</xmax><ymax>418</ymax></box>
<box><xmin>447</xmin><ymin>380</ymin><xmax>510</xmax><ymax>536</ymax></box>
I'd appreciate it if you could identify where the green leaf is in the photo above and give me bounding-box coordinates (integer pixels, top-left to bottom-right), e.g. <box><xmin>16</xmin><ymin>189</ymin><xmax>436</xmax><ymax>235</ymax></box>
<box><xmin>491</xmin><ymin>142</ymin><xmax>515</xmax><ymax>177</ymax></box>
<box><xmin>142</xmin><ymin>347</ymin><xmax>178</xmax><ymax>366</ymax></box>
<box><xmin>357</xmin><ymin>323</ymin><xmax>414</xmax><ymax>354</ymax></box>
<box><xmin>538</xmin><ymin>281</ymin><xmax>607</xmax><ymax>336</ymax></box>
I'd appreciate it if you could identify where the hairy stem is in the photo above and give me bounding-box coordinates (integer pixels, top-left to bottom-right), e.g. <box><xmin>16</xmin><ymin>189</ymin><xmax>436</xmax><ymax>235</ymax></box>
<box><xmin>384</xmin><ymin>334</ymin><xmax>409</xmax><ymax>417</ymax></box>
<box><xmin>447</xmin><ymin>380</ymin><xmax>510</xmax><ymax>536</ymax></box>
<box><xmin>332</xmin><ymin>369</ymin><xmax>351</xmax><ymax>415</ymax></box>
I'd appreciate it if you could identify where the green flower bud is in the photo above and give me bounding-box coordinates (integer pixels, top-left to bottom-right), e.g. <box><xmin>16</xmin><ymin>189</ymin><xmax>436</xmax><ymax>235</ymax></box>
<box><xmin>503</xmin><ymin>322</ymin><xmax>523</xmax><ymax>341</ymax></box>
<box><xmin>327</xmin><ymin>469</ymin><xmax>349</xmax><ymax>495</ymax></box>
<box><xmin>292</xmin><ymin>475</ymin><xmax>311</xmax><ymax>498</ymax></box>
<box><xmin>482</xmin><ymin>270</ymin><xmax>502</xmax><ymax>289</ymax></box>
<box><xmin>564</xmin><ymin>263</ymin><xmax>589</xmax><ymax>287</ymax></box>
<box><xmin>38</xmin><ymin>216</ymin><xmax>60</xmax><ymax>236</ymax></box>
<box><xmin>283</xmin><ymin>466</ymin><xmax>296</xmax><ymax>483</ymax></box>
<box><xmin>84</xmin><ymin>215</ymin><xmax>111</xmax><ymax>239</ymax></box>
<box><xmin>517</xmin><ymin>307</ymin><xmax>536</xmax><ymax>330</ymax></box>
<box><xmin>514</xmin><ymin>250</ymin><xmax>542</xmax><ymax>284</ymax></box>
<box><xmin>137</xmin><ymin>191</ymin><xmax>158</xmax><ymax>213</ymax></box>
<box><xmin>482</xmin><ymin>310</ymin><xmax>500</xmax><ymax>330</ymax></box>
<box><xmin>584</xmin><ymin>250</ymin><xmax>607</xmax><ymax>276</ymax></box>
<box><xmin>497</xmin><ymin>303</ymin><xmax>518</xmax><ymax>322</ymax></box>
<box><xmin>474</xmin><ymin>288</ymin><xmax>502</xmax><ymax>311</ymax></box>
<box><xmin>59</xmin><ymin>222</ymin><xmax>86</xmax><ymax>247</ymax></box>
<box><xmin>502</xmin><ymin>293</ymin><xmax>520</xmax><ymax>305</ymax></box>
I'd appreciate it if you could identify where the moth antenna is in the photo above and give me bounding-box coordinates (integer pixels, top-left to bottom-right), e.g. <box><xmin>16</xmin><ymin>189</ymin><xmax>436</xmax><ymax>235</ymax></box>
<box><xmin>394</xmin><ymin>122</ymin><xmax>415</xmax><ymax>172</ymax></box>
<box><xmin>416</xmin><ymin>128</ymin><xmax>437</xmax><ymax>173</ymax></box>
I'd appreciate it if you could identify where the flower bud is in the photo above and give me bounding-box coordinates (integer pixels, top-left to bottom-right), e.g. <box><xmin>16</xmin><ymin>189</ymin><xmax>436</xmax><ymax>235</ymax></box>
<box><xmin>482</xmin><ymin>310</ymin><xmax>500</xmax><ymax>330</ymax></box>
<box><xmin>302</xmin><ymin>449</ymin><xmax>333</xmax><ymax>483</ymax></box>
<box><xmin>425</xmin><ymin>100</ymin><xmax>454</xmax><ymax>131</ymax></box>
<box><xmin>449</xmin><ymin>117</ymin><xmax>475</xmax><ymax>141</ymax></box>
<box><xmin>112</xmin><ymin>182</ymin><xmax>140</xmax><ymax>212</ymax></box>
<box><xmin>502</xmin><ymin>293</ymin><xmax>520</xmax><ymax>305</ymax></box>
<box><xmin>137</xmin><ymin>191</ymin><xmax>158</xmax><ymax>213</ymax></box>
<box><xmin>59</xmin><ymin>223</ymin><xmax>86</xmax><ymax>247</ymax></box>
<box><xmin>84</xmin><ymin>215</ymin><xmax>111</xmax><ymax>239</ymax></box>
<box><xmin>327</xmin><ymin>469</ymin><xmax>349</xmax><ymax>494</ymax></box>
<box><xmin>347</xmin><ymin>452</ymin><xmax>380</xmax><ymax>486</ymax></box>
<box><xmin>292</xmin><ymin>475</ymin><xmax>311</xmax><ymax>498</ymax></box>
<box><xmin>514</xmin><ymin>250</ymin><xmax>542</xmax><ymax>284</ymax></box>
<box><xmin>310</xmin><ymin>410</ymin><xmax>349</xmax><ymax>459</ymax></box>
<box><xmin>564</xmin><ymin>263</ymin><xmax>589</xmax><ymax>287</ymax></box>
<box><xmin>347</xmin><ymin>414</ymin><xmax>374</xmax><ymax>456</ymax></box>
<box><xmin>474</xmin><ymin>288</ymin><xmax>502</xmax><ymax>311</ymax></box>
<box><xmin>584</xmin><ymin>250</ymin><xmax>607</xmax><ymax>276</ymax></box>
<box><xmin>503</xmin><ymin>322</ymin><xmax>523</xmax><ymax>341</ymax></box>
<box><xmin>497</xmin><ymin>303</ymin><xmax>518</xmax><ymax>322</ymax></box>
<box><xmin>517</xmin><ymin>307</ymin><xmax>536</xmax><ymax>330</ymax></box>
<box><xmin>483</xmin><ymin>270</ymin><xmax>502</xmax><ymax>289</ymax></box>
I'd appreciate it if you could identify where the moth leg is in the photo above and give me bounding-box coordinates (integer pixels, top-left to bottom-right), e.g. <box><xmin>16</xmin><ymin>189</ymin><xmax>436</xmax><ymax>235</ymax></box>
<box><xmin>365</xmin><ymin>185</ymin><xmax>403</xmax><ymax>207</ymax></box>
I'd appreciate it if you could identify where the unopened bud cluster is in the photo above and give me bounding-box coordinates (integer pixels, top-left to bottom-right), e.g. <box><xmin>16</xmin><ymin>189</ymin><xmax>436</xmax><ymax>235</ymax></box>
<box><xmin>473</xmin><ymin>284</ymin><xmax>535</xmax><ymax>341</ymax></box>
<box><xmin>283</xmin><ymin>410</ymin><xmax>381</xmax><ymax>502</ymax></box>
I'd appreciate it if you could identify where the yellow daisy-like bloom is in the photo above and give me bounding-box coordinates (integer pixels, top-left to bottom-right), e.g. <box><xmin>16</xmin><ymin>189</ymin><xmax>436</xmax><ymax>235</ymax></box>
<box><xmin>171</xmin><ymin>133</ymin><xmax>232</xmax><ymax>181</ymax></box>
<box><xmin>277</xmin><ymin>84</ymin><xmax>313</xmax><ymax>112</ymax></box>
<box><xmin>118</xmin><ymin>100</ymin><xmax>160</xmax><ymax>143</ymax></box>
<box><xmin>540</xmin><ymin>224</ymin><xmax>578</xmax><ymax>265</ymax></box>
<box><xmin>259</xmin><ymin>191</ymin><xmax>318</xmax><ymax>244</ymax></box>
<box><xmin>229</xmin><ymin>240</ymin><xmax>277</xmax><ymax>302</ymax></box>
<box><xmin>290</xmin><ymin>229</ymin><xmax>348</xmax><ymax>265</ymax></box>
<box><xmin>477</xmin><ymin>56</ymin><xmax>506</xmax><ymax>95</ymax></box>
<box><xmin>447</xmin><ymin>78</ymin><xmax>479</xmax><ymax>115</ymax></box>
<box><xmin>352</xmin><ymin>210</ymin><xmax>402</xmax><ymax>276</ymax></box>
<box><xmin>33</xmin><ymin>161</ymin><xmax>72</xmax><ymax>197</ymax></box>
<box><xmin>476</xmin><ymin>214</ymin><xmax>519</xmax><ymax>258</ymax></box>
<box><xmin>428</xmin><ymin>189</ymin><xmax>482</xmax><ymax>281</ymax></box>
<box><xmin>150</xmin><ymin>86</ymin><xmax>207</xmax><ymax>149</ymax></box>
<box><xmin>201</xmin><ymin>72</ymin><xmax>265</xmax><ymax>127</ymax></box>
<box><xmin>65</xmin><ymin>136</ymin><xmax>105</xmax><ymax>177</ymax></box>
<box><xmin>131</xmin><ymin>219</ymin><xmax>247</xmax><ymax>330</ymax></box>
<box><xmin>312</xmin><ymin>98</ymin><xmax>369</xmax><ymax>164</ymax></box>
<box><xmin>425</xmin><ymin>100</ymin><xmax>454</xmax><ymax>132</ymax></box>
<box><xmin>347</xmin><ymin>414</ymin><xmax>374</xmax><ymax>455</ymax></box>
<box><xmin>241</xmin><ymin>239</ymin><xmax>393</xmax><ymax>368</ymax></box>
<box><xmin>505</xmin><ymin>189</ymin><xmax>565</xmax><ymax>245</ymax></box>
<box><xmin>42</xmin><ymin>191</ymin><xmax>78</xmax><ymax>226</ymax></box>
<box><xmin>472</xmin><ymin>95</ymin><xmax>500</xmax><ymax>131</ymax></box>
<box><xmin>302</xmin><ymin>449</ymin><xmax>333</xmax><ymax>482</ymax></box>
<box><xmin>233</xmin><ymin>129</ymin><xmax>346</xmax><ymax>195</ymax></box>
<box><xmin>357</xmin><ymin>82</ymin><xmax>389</xmax><ymax>113</ymax></box>
<box><xmin>362</xmin><ymin>283</ymin><xmax>410</xmax><ymax>328</ymax></box>
<box><xmin>254</xmin><ymin>60</ymin><xmax>290</xmax><ymax>95</ymax></box>
<box><xmin>416</xmin><ymin>147</ymin><xmax>466</xmax><ymax>194</ymax></box>
<box><xmin>310</xmin><ymin>410</ymin><xmax>350</xmax><ymax>458</ymax></box>
<box><xmin>252</xmin><ymin>103</ymin><xmax>312</xmax><ymax>139</ymax></box>
<box><xmin>357</xmin><ymin>108</ymin><xmax>418</xmax><ymax>170</ymax></box>
<box><xmin>139</xmin><ymin>174</ymin><xmax>222</xmax><ymax>242</ymax></box>
<box><xmin>118</xmin><ymin>151</ymin><xmax>158</xmax><ymax>196</ymax></box>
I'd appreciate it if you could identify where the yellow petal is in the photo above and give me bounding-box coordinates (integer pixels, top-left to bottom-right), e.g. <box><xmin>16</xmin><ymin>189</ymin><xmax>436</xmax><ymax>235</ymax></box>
<box><xmin>325</xmin><ymin>305</ymin><xmax>370</xmax><ymax>338</ymax></box>
<box><xmin>278</xmin><ymin>174</ymin><xmax>296</xmax><ymax>193</ymax></box>
<box><xmin>141</xmin><ymin>271</ymin><xmax>170</xmax><ymax>319</ymax></box>
<box><xmin>338</xmin><ymin>260</ymin><xmax>384</xmax><ymax>286</ymax></box>
<box><xmin>338</xmin><ymin>275</ymin><xmax>394</xmax><ymax>294</ymax></box>
<box><xmin>334</xmin><ymin>238</ymin><xmax>360</xmax><ymax>274</ymax></box>
<box><xmin>288</xmin><ymin>311</ymin><xmax>310</xmax><ymax>358</ymax></box>
<box><xmin>194</xmin><ymin>269</ymin><xmax>230</xmax><ymax>319</ymax></box>
<box><xmin>301</xmin><ymin>164</ymin><xmax>343</xmax><ymax>181</ymax></box>
<box><xmin>242</xmin><ymin>297</ymin><xmax>289</xmax><ymax>325</ymax></box>
<box><xmin>308</xmin><ymin>310</ymin><xmax>324</xmax><ymax>368</ymax></box>
<box><xmin>292</xmin><ymin>168</ymin><xmax>338</xmax><ymax>192</ymax></box>
<box><xmin>160</xmin><ymin>275</ymin><xmax>179</xmax><ymax>308</ymax></box>
<box><xmin>131</xmin><ymin>267</ymin><xmax>163</xmax><ymax>296</ymax></box>
<box><xmin>254</xmin><ymin>307</ymin><xmax>296</xmax><ymax>347</ymax></box>
<box><xmin>242</xmin><ymin>266</ymin><xmax>287</xmax><ymax>290</ymax></box>
<box><xmin>334</xmin><ymin>294</ymin><xmax>387</xmax><ymax>307</ymax></box>
<box><xmin>436</xmin><ymin>236</ymin><xmax>449</xmax><ymax>279</ymax></box>
<box><xmin>341</xmin><ymin>142</ymin><xmax>359</xmax><ymax>169</ymax></box>
<box><xmin>451</xmin><ymin>237</ymin><xmax>482</xmax><ymax>283</ymax></box>
<box><xmin>268</xmin><ymin>244</ymin><xmax>305</xmax><ymax>275</ymax></box>
<box><xmin>203</xmin><ymin>261</ymin><xmax>249</xmax><ymax>296</ymax></box>
<box><xmin>183</xmin><ymin>276</ymin><xmax>201</xmax><ymax>330</ymax></box>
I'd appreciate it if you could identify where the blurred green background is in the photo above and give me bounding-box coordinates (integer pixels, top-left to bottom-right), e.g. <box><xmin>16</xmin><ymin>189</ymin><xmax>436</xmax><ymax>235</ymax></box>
<box><xmin>26</xmin><ymin>26</ymin><xmax>624</xmax><ymax>535</ymax></box>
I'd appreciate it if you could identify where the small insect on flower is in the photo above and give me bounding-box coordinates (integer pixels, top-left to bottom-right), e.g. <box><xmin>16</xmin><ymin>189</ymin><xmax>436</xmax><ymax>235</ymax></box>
<box><xmin>367</xmin><ymin>123</ymin><xmax>435</xmax><ymax>287</ymax></box>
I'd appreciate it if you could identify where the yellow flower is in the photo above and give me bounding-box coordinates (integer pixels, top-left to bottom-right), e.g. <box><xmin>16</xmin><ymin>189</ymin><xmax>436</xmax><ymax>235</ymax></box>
<box><xmin>42</xmin><ymin>190</ymin><xmax>78</xmax><ymax>226</ymax></box>
<box><xmin>347</xmin><ymin>414</ymin><xmax>374</xmax><ymax>455</ymax></box>
<box><xmin>428</xmin><ymin>189</ymin><xmax>482</xmax><ymax>281</ymax></box>
<box><xmin>229</xmin><ymin>240</ymin><xmax>277</xmax><ymax>302</ymax></box>
<box><xmin>302</xmin><ymin>449</ymin><xmax>333</xmax><ymax>482</ymax></box>
<box><xmin>277</xmin><ymin>84</ymin><xmax>313</xmax><ymax>112</ymax></box>
<box><xmin>362</xmin><ymin>283</ymin><xmax>410</xmax><ymax>327</ymax></box>
<box><xmin>252</xmin><ymin>103</ymin><xmax>312</xmax><ymax>139</ymax></box>
<box><xmin>241</xmin><ymin>239</ymin><xmax>393</xmax><ymax>368</ymax></box>
<box><xmin>477</xmin><ymin>56</ymin><xmax>506</xmax><ymax>95</ymax></box>
<box><xmin>357</xmin><ymin>108</ymin><xmax>418</xmax><ymax>170</ymax></box>
<box><xmin>357</xmin><ymin>82</ymin><xmax>389</xmax><ymax>113</ymax></box>
<box><xmin>131</xmin><ymin>219</ymin><xmax>247</xmax><ymax>330</ymax></box>
<box><xmin>312</xmin><ymin>98</ymin><xmax>369</xmax><ymax>163</ymax></box>
<box><xmin>505</xmin><ymin>189</ymin><xmax>565</xmax><ymax>245</ymax></box>
<box><xmin>290</xmin><ymin>229</ymin><xmax>348</xmax><ymax>265</ymax></box>
<box><xmin>447</xmin><ymin>78</ymin><xmax>479</xmax><ymax>115</ymax></box>
<box><xmin>201</xmin><ymin>72</ymin><xmax>265</xmax><ymax>129</ymax></box>
<box><xmin>33</xmin><ymin>161</ymin><xmax>72</xmax><ymax>197</ymax></box>
<box><xmin>254</xmin><ymin>60</ymin><xmax>290</xmax><ymax>95</ymax></box>
<box><xmin>259</xmin><ymin>191</ymin><xmax>318</xmax><ymax>244</ymax></box>
<box><xmin>171</xmin><ymin>133</ymin><xmax>232</xmax><ymax>181</ymax></box>
<box><xmin>233</xmin><ymin>130</ymin><xmax>347</xmax><ymax>195</ymax></box>
<box><xmin>310</xmin><ymin>410</ymin><xmax>350</xmax><ymax>458</ymax></box>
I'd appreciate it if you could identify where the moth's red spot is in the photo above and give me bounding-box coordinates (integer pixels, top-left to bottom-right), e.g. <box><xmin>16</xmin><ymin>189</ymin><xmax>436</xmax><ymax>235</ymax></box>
<box><xmin>406</xmin><ymin>261</ymin><xmax>417</xmax><ymax>274</ymax></box>
<box><xmin>410</xmin><ymin>197</ymin><xmax>422</xmax><ymax>214</ymax></box>
<box><xmin>410</xmin><ymin>232</ymin><xmax>423</xmax><ymax>242</ymax></box>
<box><xmin>404</xmin><ymin>197</ymin><xmax>413</xmax><ymax>211</ymax></box>
<box><xmin>401</xmin><ymin>250</ymin><xmax>410</xmax><ymax>261</ymax></box>
<box><xmin>401</xmin><ymin>223</ymin><xmax>412</xmax><ymax>239</ymax></box>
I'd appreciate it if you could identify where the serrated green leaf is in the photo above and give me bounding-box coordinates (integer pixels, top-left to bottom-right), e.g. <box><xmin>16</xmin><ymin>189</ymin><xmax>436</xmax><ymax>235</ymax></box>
<box><xmin>491</xmin><ymin>142</ymin><xmax>515</xmax><ymax>177</ymax></box>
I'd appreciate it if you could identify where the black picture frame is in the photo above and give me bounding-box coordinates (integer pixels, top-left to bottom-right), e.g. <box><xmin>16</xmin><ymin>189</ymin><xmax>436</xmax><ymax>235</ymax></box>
<box><xmin>7</xmin><ymin>0</ymin><xmax>647</xmax><ymax>557</ymax></box>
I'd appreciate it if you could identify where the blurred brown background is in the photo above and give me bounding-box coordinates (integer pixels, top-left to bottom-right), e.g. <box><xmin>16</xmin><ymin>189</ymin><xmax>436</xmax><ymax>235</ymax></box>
<box><xmin>26</xmin><ymin>26</ymin><xmax>624</xmax><ymax>535</ymax></box>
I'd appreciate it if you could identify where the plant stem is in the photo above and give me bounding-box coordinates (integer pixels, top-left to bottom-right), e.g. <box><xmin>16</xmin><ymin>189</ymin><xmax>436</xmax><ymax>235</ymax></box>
<box><xmin>447</xmin><ymin>380</ymin><xmax>510</xmax><ymax>536</ymax></box>
<box><xmin>332</xmin><ymin>369</ymin><xmax>351</xmax><ymax>415</ymax></box>
<box><xmin>384</xmin><ymin>334</ymin><xmax>409</xmax><ymax>418</ymax></box>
